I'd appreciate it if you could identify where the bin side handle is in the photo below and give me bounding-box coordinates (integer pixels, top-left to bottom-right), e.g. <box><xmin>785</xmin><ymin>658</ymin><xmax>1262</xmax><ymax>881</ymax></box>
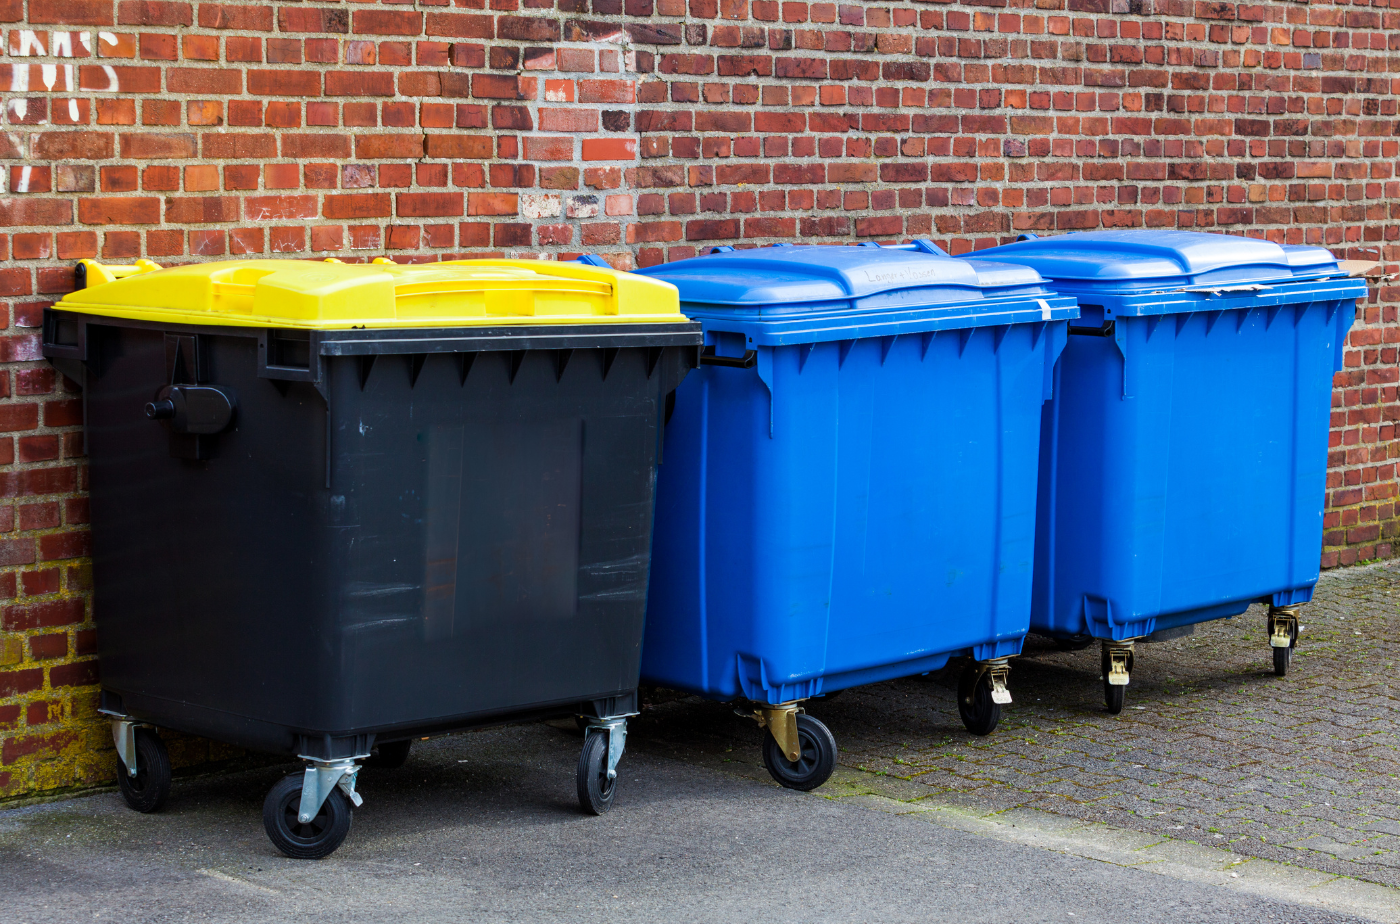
<box><xmin>1067</xmin><ymin>320</ymin><xmax>1115</xmax><ymax>337</ymax></box>
<box><xmin>699</xmin><ymin>345</ymin><xmax>757</xmax><ymax>368</ymax></box>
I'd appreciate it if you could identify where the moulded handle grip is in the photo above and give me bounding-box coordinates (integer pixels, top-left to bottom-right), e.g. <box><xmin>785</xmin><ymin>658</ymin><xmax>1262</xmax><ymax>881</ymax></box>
<box><xmin>1067</xmin><ymin>320</ymin><xmax>1116</xmax><ymax>337</ymax></box>
<box><xmin>75</xmin><ymin>258</ymin><xmax>162</xmax><ymax>290</ymax></box>
<box><xmin>699</xmin><ymin>345</ymin><xmax>758</xmax><ymax>368</ymax></box>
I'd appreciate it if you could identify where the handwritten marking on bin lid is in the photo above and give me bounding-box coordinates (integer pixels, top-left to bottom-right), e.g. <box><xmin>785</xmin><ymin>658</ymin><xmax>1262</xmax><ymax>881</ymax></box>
<box><xmin>860</xmin><ymin>266</ymin><xmax>950</xmax><ymax>285</ymax></box>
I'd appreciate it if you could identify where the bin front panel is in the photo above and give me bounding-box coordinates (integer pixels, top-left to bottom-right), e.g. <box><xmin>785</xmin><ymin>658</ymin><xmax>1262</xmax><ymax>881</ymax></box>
<box><xmin>79</xmin><ymin>320</ymin><xmax>684</xmax><ymax>751</ymax></box>
<box><xmin>327</xmin><ymin>347</ymin><xmax>662</xmax><ymax>731</ymax></box>
<box><xmin>644</xmin><ymin>321</ymin><xmax>1064</xmax><ymax>703</ymax></box>
<box><xmin>1031</xmin><ymin>296</ymin><xmax>1357</xmax><ymax>640</ymax></box>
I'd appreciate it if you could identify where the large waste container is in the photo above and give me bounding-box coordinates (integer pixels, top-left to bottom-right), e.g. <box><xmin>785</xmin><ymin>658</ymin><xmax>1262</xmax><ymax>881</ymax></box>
<box><xmin>968</xmin><ymin>231</ymin><xmax>1366</xmax><ymax>712</ymax></box>
<box><xmin>43</xmin><ymin>257</ymin><xmax>699</xmax><ymax>858</ymax></box>
<box><xmin>636</xmin><ymin>243</ymin><xmax>1077</xmax><ymax>790</ymax></box>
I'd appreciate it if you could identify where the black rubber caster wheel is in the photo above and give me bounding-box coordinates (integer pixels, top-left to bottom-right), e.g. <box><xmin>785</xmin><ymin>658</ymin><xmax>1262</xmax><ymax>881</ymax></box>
<box><xmin>364</xmin><ymin>739</ymin><xmax>411</xmax><ymax>769</ymax></box>
<box><xmin>1273</xmin><ymin>645</ymin><xmax>1291</xmax><ymax>677</ymax></box>
<box><xmin>1053</xmin><ymin>635</ymin><xmax>1095</xmax><ymax>652</ymax></box>
<box><xmin>116</xmin><ymin>728</ymin><xmax>171</xmax><ymax>813</ymax></box>
<box><xmin>957</xmin><ymin>665</ymin><xmax>1002</xmax><ymax>736</ymax></box>
<box><xmin>577</xmin><ymin>728</ymin><xmax>617</xmax><ymax>815</ymax></box>
<box><xmin>263</xmin><ymin>774</ymin><xmax>353</xmax><ymax>860</ymax></box>
<box><xmin>761</xmin><ymin>713</ymin><xmax>837</xmax><ymax>792</ymax></box>
<box><xmin>1104</xmin><ymin>681</ymin><xmax>1126</xmax><ymax>714</ymax></box>
<box><xmin>1101</xmin><ymin>647</ymin><xmax>1132</xmax><ymax>715</ymax></box>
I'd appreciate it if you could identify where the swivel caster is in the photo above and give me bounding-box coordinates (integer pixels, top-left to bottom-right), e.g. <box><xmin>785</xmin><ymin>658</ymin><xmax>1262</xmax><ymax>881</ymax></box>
<box><xmin>745</xmin><ymin>703</ymin><xmax>836</xmax><ymax>791</ymax></box>
<box><xmin>1101</xmin><ymin>640</ymin><xmax>1136</xmax><ymax>715</ymax></box>
<box><xmin>112</xmin><ymin>720</ymin><xmax>171</xmax><ymax>813</ymax></box>
<box><xmin>577</xmin><ymin>714</ymin><xmax>634</xmax><ymax>815</ymax></box>
<box><xmin>958</xmin><ymin>659</ymin><xmax>1012</xmax><ymax>736</ymax></box>
<box><xmin>264</xmin><ymin>775</ymin><xmax>354</xmax><ymax>860</ymax></box>
<box><xmin>263</xmin><ymin>759</ymin><xmax>363</xmax><ymax>859</ymax></box>
<box><xmin>1268</xmin><ymin>605</ymin><xmax>1299</xmax><ymax>677</ymax></box>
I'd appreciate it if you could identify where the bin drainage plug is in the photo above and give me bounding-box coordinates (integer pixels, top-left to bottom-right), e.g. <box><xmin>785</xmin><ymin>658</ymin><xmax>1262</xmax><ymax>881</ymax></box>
<box><xmin>108</xmin><ymin>716</ymin><xmax>151</xmax><ymax>778</ymax></box>
<box><xmin>1103</xmin><ymin>640</ymin><xmax>1135</xmax><ymax>687</ymax></box>
<box><xmin>583</xmin><ymin>714</ymin><xmax>637</xmax><ymax>781</ymax></box>
<box><xmin>1268</xmin><ymin>605</ymin><xmax>1300</xmax><ymax>649</ymax></box>
<box><xmin>296</xmin><ymin>757</ymin><xmax>365</xmax><ymax>824</ymax></box>
<box><xmin>740</xmin><ymin>702</ymin><xmax>804</xmax><ymax>763</ymax></box>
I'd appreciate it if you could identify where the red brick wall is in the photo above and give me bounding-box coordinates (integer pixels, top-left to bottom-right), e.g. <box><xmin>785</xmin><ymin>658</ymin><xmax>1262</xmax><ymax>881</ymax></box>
<box><xmin>1328</xmin><ymin>278</ymin><xmax>1397</xmax><ymax>568</ymax></box>
<box><xmin>0</xmin><ymin>0</ymin><xmax>1395</xmax><ymax>796</ymax></box>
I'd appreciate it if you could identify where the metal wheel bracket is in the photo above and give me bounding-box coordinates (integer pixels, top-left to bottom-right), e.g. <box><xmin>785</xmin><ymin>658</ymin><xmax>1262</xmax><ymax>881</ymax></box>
<box><xmin>974</xmin><ymin>659</ymin><xmax>1013</xmax><ymax>705</ymax></box>
<box><xmin>1103</xmin><ymin>640</ymin><xmax>1135</xmax><ymax>687</ymax></box>
<box><xmin>741</xmin><ymin>702</ymin><xmax>803</xmax><ymax>762</ymax></box>
<box><xmin>583</xmin><ymin>713</ymin><xmax>637</xmax><ymax>781</ymax></box>
<box><xmin>109</xmin><ymin>717</ymin><xmax>150</xmax><ymax>778</ymax></box>
<box><xmin>1269</xmin><ymin>605</ymin><xmax>1300</xmax><ymax>649</ymax></box>
<box><xmin>296</xmin><ymin>757</ymin><xmax>364</xmax><ymax>824</ymax></box>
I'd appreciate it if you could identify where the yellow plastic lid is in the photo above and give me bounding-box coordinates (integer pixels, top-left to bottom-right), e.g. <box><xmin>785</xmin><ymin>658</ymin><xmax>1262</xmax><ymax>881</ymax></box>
<box><xmin>57</xmin><ymin>258</ymin><xmax>683</xmax><ymax>330</ymax></box>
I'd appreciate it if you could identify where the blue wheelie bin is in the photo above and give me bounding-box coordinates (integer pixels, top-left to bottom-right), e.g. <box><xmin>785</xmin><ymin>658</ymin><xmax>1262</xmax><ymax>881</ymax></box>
<box><xmin>968</xmin><ymin>231</ymin><xmax>1366</xmax><ymax>713</ymax></box>
<box><xmin>637</xmin><ymin>243</ymin><xmax>1077</xmax><ymax>789</ymax></box>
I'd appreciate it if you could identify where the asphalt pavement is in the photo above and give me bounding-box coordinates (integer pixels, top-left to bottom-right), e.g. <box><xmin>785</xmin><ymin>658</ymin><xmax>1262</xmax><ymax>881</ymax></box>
<box><xmin>0</xmin><ymin>720</ymin><xmax>1381</xmax><ymax>924</ymax></box>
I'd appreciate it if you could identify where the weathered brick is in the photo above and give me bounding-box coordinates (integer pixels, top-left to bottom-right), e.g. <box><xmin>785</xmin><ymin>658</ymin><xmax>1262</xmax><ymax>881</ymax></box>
<box><xmin>118</xmin><ymin>1</ymin><xmax>191</xmax><ymax>26</ymax></box>
<box><xmin>0</xmin><ymin>667</ymin><xmax>42</xmax><ymax>698</ymax></box>
<box><xmin>425</xmin><ymin>12</ymin><xmax>493</xmax><ymax>39</ymax></box>
<box><xmin>353</xmin><ymin>9</ymin><xmax>422</xmax><ymax>35</ymax></box>
<box><xmin>243</xmin><ymin>196</ymin><xmax>317</xmax><ymax>222</ymax></box>
<box><xmin>325</xmin><ymin>72</ymin><xmax>396</xmax><ymax>97</ymax></box>
<box><xmin>119</xmin><ymin>133</ymin><xmax>196</xmax><ymax>159</ymax></box>
<box><xmin>201</xmin><ymin>134</ymin><xmax>275</xmax><ymax>159</ymax></box>
<box><xmin>280</xmin><ymin>134</ymin><xmax>350</xmax><ymax>159</ymax></box>
<box><xmin>163</xmin><ymin>197</ymin><xmax>238</xmax><ymax>224</ymax></box>
<box><xmin>426</xmin><ymin>135</ymin><xmax>493</xmax><ymax>160</ymax></box>
<box><xmin>32</xmin><ymin>132</ymin><xmax>114</xmax><ymax>160</ymax></box>
<box><xmin>167</xmin><ymin>68</ymin><xmax>241</xmax><ymax>96</ymax></box>
<box><xmin>77</xmin><ymin>197</ymin><xmax>159</xmax><ymax>225</ymax></box>
<box><xmin>197</xmin><ymin>2</ymin><xmax>270</xmax><ymax>30</ymax></box>
<box><xmin>323</xmin><ymin>194</ymin><xmax>392</xmax><ymax>220</ymax></box>
<box><xmin>397</xmin><ymin>193</ymin><xmax>464</xmax><ymax>218</ymax></box>
<box><xmin>2</xmin><ymin>599</ymin><xmax>83</xmax><ymax>632</ymax></box>
<box><xmin>31</xmin><ymin>0</ymin><xmax>113</xmax><ymax>25</ymax></box>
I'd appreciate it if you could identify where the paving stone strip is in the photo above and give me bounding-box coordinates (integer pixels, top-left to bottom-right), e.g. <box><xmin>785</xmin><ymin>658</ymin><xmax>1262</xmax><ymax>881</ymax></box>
<box><xmin>629</xmin><ymin>560</ymin><xmax>1400</xmax><ymax>909</ymax></box>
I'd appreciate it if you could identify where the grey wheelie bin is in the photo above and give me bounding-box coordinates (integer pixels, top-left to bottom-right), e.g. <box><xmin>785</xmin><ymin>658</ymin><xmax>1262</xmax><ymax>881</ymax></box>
<box><xmin>42</xmin><ymin>257</ymin><xmax>699</xmax><ymax>858</ymax></box>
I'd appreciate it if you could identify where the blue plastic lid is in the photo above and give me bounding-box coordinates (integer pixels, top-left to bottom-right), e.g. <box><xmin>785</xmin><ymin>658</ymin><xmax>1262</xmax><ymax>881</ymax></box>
<box><xmin>638</xmin><ymin>242</ymin><xmax>1045</xmax><ymax>306</ymax></box>
<box><xmin>970</xmin><ymin>230</ymin><xmax>1345</xmax><ymax>292</ymax></box>
<box><xmin>632</xmin><ymin>243</ymin><xmax>1076</xmax><ymax>343</ymax></box>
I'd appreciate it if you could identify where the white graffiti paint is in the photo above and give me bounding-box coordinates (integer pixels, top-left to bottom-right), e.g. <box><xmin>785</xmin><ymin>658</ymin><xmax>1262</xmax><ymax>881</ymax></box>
<box><xmin>13</xmin><ymin>165</ymin><xmax>33</xmax><ymax>193</ymax></box>
<box><xmin>4</xmin><ymin>31</ymin><xmax>120</xmax><ymax>125</ymax></box>
<box><xmin>93</xmin><ymin>66</ymin><xmax>119</xmax><ymax>92</ymax></box>
<box><xmin>8</xmin><ymin>62</ymin><xmax>27</xmax><ymax>123</ymax></box>
<box><xmin>12</xmin><ymin>30</ymin><xmax>44</xmax><ymax>56</ymax></box>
